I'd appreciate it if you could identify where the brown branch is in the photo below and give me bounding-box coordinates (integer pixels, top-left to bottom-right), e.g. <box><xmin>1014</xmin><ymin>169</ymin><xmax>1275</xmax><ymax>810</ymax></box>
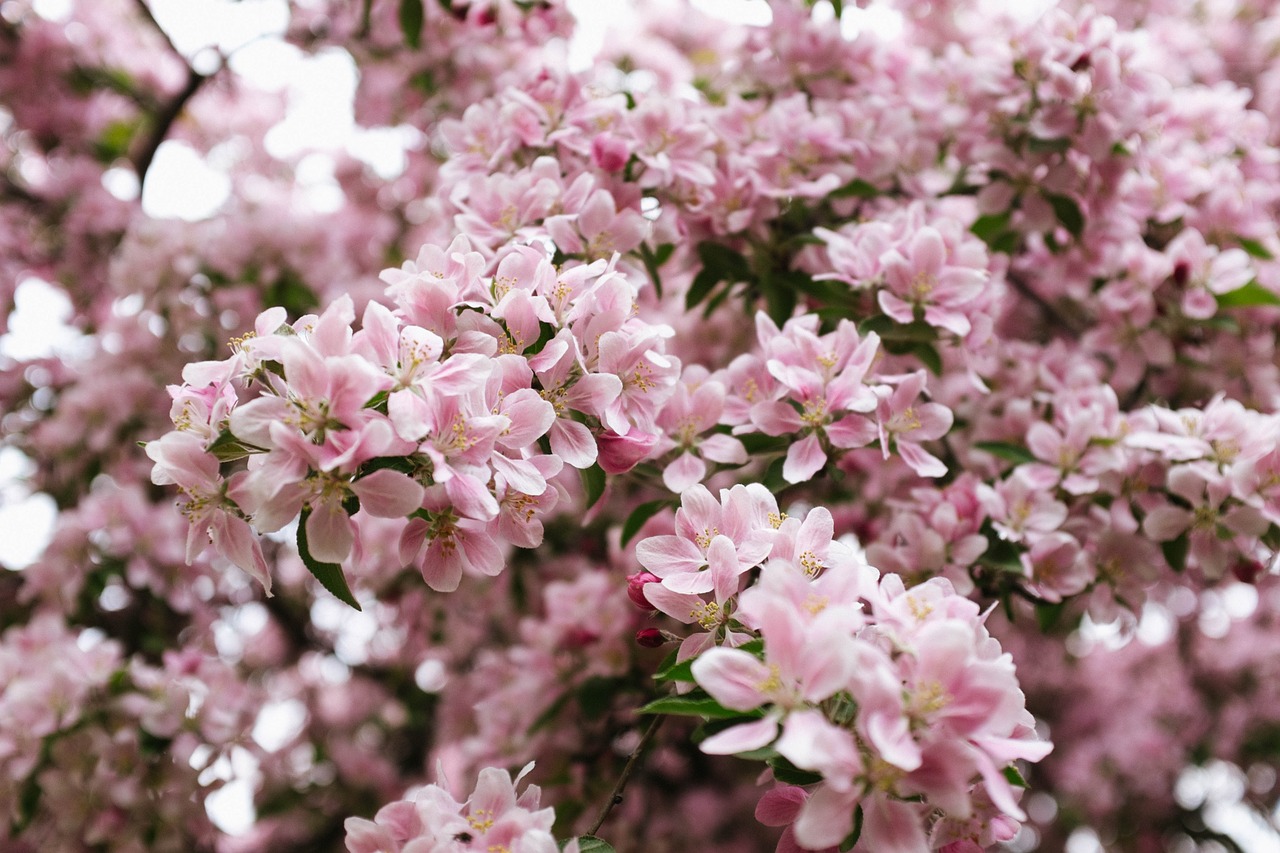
<box><xmin>131</xmin><ymin>65</ymin><xmax>208</xmax><ymax>185</ymax></box>
<box><xmin>132</xmin><ymin>0</ymin><xmax>183</xmax><ymax>60</ymax></box>
<box><xmin>129</xmin><ymin>0</ymin><xmax>215</xmax><ymax>186</ymax></box>
<box><xmin>586</xmin><ymin>712</ymin><xmax>665</xmax><ymax>837</ymax></box>
<box><xmin>1006</xmin><ymin>270</ymin><xmax>1084</xmax><ymax>338</ymax></box>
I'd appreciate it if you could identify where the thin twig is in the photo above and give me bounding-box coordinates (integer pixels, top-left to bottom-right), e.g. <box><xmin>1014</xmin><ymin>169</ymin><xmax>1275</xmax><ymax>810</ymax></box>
<box><xmin>586</xmin><ymin>712</ymin><xmax>665</xmax><ymax>837</ymax></box>
<box><xmin>1006</xmin><ymin>270</ymin><xmax>1083</xmax><ymax>337</ymax></box>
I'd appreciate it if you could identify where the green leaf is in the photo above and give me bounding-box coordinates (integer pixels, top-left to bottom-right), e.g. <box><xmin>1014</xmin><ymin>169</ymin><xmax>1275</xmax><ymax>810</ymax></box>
<box><xmin>398</xmin><ymin>0</ymin><xmax>424</xmax><ymax>48</ymax></box>
<box><xmin>1026</xmin><ymin>136</ymin><xmax>1071</xmax><ymax>154</ymax></box>
<box><xmin>580</xmin><ymin>463</ymin><xmax>607</xmax><ymax>510</ymax></box>
<box><xmin>973</xmin><ymin>441</ymin><xmax>1037</xmax><ymax>466</ymax></box>
<box><xmin>1035</xmin><ymin>600</ymin><xmax>1066</xmax><ymax>632</ymax></box>
<box><xmin>737</xmin><ymin>433</ymin><xmax>791</xmax><ymax>455</ymax></box>
<box><xmin>1003</xmin><ymin>764</ymin><xmax>1029</xmax><ymax>788</ymax></box>
<box><xmin>980</xmin><ymin>537</ymin><xmax>1026</xmax><ymax>574</ymax></box>
<box><xmin>567</xmin><ymin>837</ymin><xmax>615</xmax><ymax>853</ymax></box>
<box><xmin>686</xmin><ymin>268</ymin><xmax>725</xmax><ymax>312</ymax></box>
<box><xmin>1045</xmin><ymin>192</ymin><xmax>1084</xmax><ymax>239</ymax></box>
<box><xmin>858</xmin><ymin>316</ymin><xmax>938</xmax><ymax>344</ymax></box>
<box><xmin>767</xmin><ymin>756</ymin><xmax>823</xmax><ymax>786</ymax></box>
<box><xmin>734</xmin><ymin>745</ymin><xmax>780</xmax><ymax>761</ymax></box>
<box><xmin>761</xmin><ymin>455</ymin><xmax>788</xmax><ymax>493</ymax></box>
<box><xmin>687</xmin><ymin>241</ymin><xmax>750</xmax><ymax>311</ymax></box>
<box><xmin>970</xmin><ymin>211</ymin><xmax>1012</xmax><ymax>245</ymax></box>
<box><xmin>356</xmin><ymin>456</ymin><xmax>419</xmax><ymax>479</ymax></box>
<box><xmin>1236</xmin><ymin>236</ymin><xmax>1274</xmax><ymax>260</ymax></box>
<box><xmin>1215</xmin><ymin>280</ymin><xmax>1280</xmax><ymax>309</ymax></box>
<box><xmin>654</xmin><ymin>655</ymin><xmax>696</xmax><ymax>683</ymax></box>
<box><xmin>697</xmin><ymin>241</ymin><xmax>751</xmax><ymax>279</ymax></box>
<box><xmin>839</xmin><ymin>805</ymin><xmax>864</xmax><ymax>851</ymax></box>
<box><xmin>906</xmin><ymin>340</ymin><xmax>942</xmax><ymax>375</ymax></box>
<box><xmin>637</xmin><ymin>243</ymin><xmax>674</xmax><ymax>298</ymax></box>
<box><xmin>736</xmin><ymin>638</ymin><xmax>765</xmax><ymax>658</ymax></box>
<box><xmin>297</xmin><ymin>509</ymin><xmax>362</xmax><ymax>610</ymax></box>
<box><xmin>94</xmin><ymin>119</ymin><xmax>138</xmax><ymax>162</ymax></box>
<box><xmin>621</xmin><ymin>499</ymin><xmax>673</xmax><ymax>546</ymax></box>
<box><xmin>207</xmin><ymin>429</ymin><xmax>267</xmax><ymax>462</ymax></box>
<box><xmin>576</xmin><ymin>676</ymin><xmax>627</xmax><ymax>718</ymax></box>
<box><xmin>265</xmin><ymin>269</ymin><xmax>319</xmax><ymax>318</ymax></box>
<box><xmin>830</xmin><ymin>177</ymin><xmax>879</xmax><ymax>199</ymax></box>
<box><xmin>1161</xmin><ymin>533</ymin><xmax>1189</xmax><ymax>573</ymax></box>
<box><xmin>638</xmin><ymin>693</ymin><xmax>754</xmax><ymax>719</ymax></box>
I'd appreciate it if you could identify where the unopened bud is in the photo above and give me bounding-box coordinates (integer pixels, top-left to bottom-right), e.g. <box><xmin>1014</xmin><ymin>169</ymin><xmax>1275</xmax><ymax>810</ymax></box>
<box><xmin>635</xmin><ymin>628</ymin><xmax>665</xmax><ymax>648</ymax></box>
<box><xmin>1233</xmin><ymin>558</ymin><xmax>1265</xmax><ymax>584</ymax></box>
<box><xmin>591</xmin><ymin>132</ymin><xmax>630</xmax><ymax>172</ymax></box>
<box><xmin>627</xmin><ymin>571</ymin><xmax>660</xmax><ymax>610</ymax></box>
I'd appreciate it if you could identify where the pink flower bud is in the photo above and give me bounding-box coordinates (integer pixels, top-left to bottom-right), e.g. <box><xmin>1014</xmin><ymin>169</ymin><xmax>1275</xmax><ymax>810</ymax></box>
<box><xmin>627</xmin><ymin>571</ymin><xmax>660</xmax><ymax>609</ymax></box>
<box><xmin>1233</xmin><ymin>558</ymin><xmax>1265</xmax><ymax>584</ymax></box>
<box><xmin>559</xmin><ymin>628</ymin><xmax>600</xmax><ymax>649</ymax></box>
<box><xmin>635</xmin><ymin>628</ymin><xmax>665</xmax><ymax>648</ymax></box>
<box><xmin>597</xmin><ymin>429</ymin><xmax>658</xmax><ymax>475</ymax></box>
<box><xmin>591</xmin><ymin>132</ymin><xmax>630</xmax><ymax>172</ymax></box>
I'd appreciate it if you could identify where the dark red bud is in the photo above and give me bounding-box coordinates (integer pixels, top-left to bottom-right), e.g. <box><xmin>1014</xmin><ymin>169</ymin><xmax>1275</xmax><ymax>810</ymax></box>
<box><xmin>1233</xmin><ymin>559</ymin><xmax>1264</xmax><ymax>584</ymax></box>
<box><xmin>560</xmin><ymin>628</ymin><xmax>600</xmax><ymax>649</ymax></box>
<box><xmin>635</xmin><ymin>628</ymin><xmax>665</xmax><ymax>648</ymax></box>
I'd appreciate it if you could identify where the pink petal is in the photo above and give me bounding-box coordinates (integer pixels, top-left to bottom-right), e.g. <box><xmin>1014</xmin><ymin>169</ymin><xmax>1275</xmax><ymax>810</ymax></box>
<box><xmin>861</xmin><ymin>794</ymin><xmax>928</xmax><ymax>853</ymax></box>
<box><xmin>690</xmin><ymin>648</ymin><xmax>772</xmax><ymax>711</ymax></box>
<box><xmin>351</xmin><ymin>469</ymin><xmax>425</xmax><ymax>518</ymax></box>
<box><xmin>663</xmin><ymin>452</ymin><xmax>707</xmax><ymax>493</ymax></box>
<box><xmin>700</xmin><ymin>433</ymin><xmax>747</xmax><ymax>465</ymax></box>
<box><xmin>388</xmin><ymin>389</ymin><xmax>432</xmax><ymax>443</ymax></box>
<box><xmin>549</xmin><ymin>419</ymin><xmax>598</xmax><ymax>469</ymax></box>
<box><xmin>898</xmin><ymin>441</ymin><xmax>947</xmax><ymax>478</ymax></box>
<box><xmin>700</xmin><ymin>716</ymin><xmax>779</xmax><ymax>755</ymax></box>
<box><xmin>306</xmin><ymin>500</ymin><xmax>354</xmax><ymax>564</ymax></box>
<box><xmin>793</xmin><ymin>784</ymin><xmax>859</xmax><ymax>850</ymax></box>
<box><xmin>210</xmin><ymin>514</ymin><xmax>272</xmax><ymax>595</ymax></box>
<box><xmin>756</xmin><ymin>787</ymin><xmax>807</xmax><ymax>827</ymax></box>
<box><xmin>445</xmin><ymin>472</ymin><xmax>500</xmax><ymax>521</ymax></box>
<box><xmin>783</xmin><ymin>434</ymin><xmax>827</xmax><ymax>483</ymax></box>
<box><xmin>636</xmin><ymin>535</ymin><xmax>705</xmax><ymax>577</ymax></box>
<box><xmin>751</xmin><ymin>401</ymin><xmax>804</xmax><ymax>436</ymax></box>
<box><xmin>1142</xmin><ymin>506</ymin><xmax>1192</xmax><ymax>541</ymax></box>
<box><xmin>343</xmin><ymin>818</ymin><xmax>397</xmax><ymax>853</ymax></box>
<box><xmin>826</xmin><ymin>414</ymin><xmax>877</xmax><ymax>449</ymax></box>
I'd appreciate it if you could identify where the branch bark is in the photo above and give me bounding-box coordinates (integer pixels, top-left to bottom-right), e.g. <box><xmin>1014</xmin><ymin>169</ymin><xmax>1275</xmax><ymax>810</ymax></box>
<box><xmin>586</xmin><ymin>712</ymin><xmax>665</xmax><ymax>837</ymax></box>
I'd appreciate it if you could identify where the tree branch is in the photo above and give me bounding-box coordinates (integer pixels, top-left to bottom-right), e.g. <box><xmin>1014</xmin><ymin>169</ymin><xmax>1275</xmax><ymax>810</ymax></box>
<box><xmin>129</xmin><ymin>0</ymin><xmax>214</xmax><ymax>186</ymax></box>
<box><xmin>1006</xmin><ymin>270</ymin><xmax>1084</xmax><ymax>338</ymax></box>
<box><xmin>131</xmin><ymin>65</ymin><xmax>208</xmax><ymax>187</ymax></box>
<box><xmin>586</xmin><ymin>712</ymin><xmax>665</xmax><ymax>837</ymax></box>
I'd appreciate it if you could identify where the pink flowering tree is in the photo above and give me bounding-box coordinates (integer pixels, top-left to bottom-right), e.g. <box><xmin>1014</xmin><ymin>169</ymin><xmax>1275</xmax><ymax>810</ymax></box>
<box><xmin>3</xmin><ymin>0</ymin><xmax>1280</xmax><ymax>850</ymax></box>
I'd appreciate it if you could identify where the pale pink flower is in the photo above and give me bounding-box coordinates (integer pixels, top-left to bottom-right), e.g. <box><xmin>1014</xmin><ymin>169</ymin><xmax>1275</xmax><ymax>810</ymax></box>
<box><xmin>878</xmin><ymin>226</ymin><xmax>986</xmax><ymax>337</ymax></box>
<box><xmin>874</xmin><ymin>371</ymin><xmax>954</xmax><ymax>479</ymax></box>
<box><xmin>146</xmin><ymin>431</ymin><xmax>271</xmax><ymax>593</ymax></box>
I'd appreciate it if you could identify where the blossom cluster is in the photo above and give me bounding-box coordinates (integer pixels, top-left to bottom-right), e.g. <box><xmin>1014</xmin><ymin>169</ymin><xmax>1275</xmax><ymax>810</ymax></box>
<box><xmin>344</xmin><ymin>763</ymin><xmax>563</xmax><ymax>853</ymax></box>
<box><xmin>0</xmin><ymin>615</ymin><xmax>258</xmax><ymax>851</ymax></box>
<box><xmin>148</xmin><ymin>236</ymin><xmax>680</xmax><ymax>594</ymax></box>
<box><xmin>629</xmin><ymin>484</ymin><xmax>1050</xmax><ymax>851</ymax></box>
